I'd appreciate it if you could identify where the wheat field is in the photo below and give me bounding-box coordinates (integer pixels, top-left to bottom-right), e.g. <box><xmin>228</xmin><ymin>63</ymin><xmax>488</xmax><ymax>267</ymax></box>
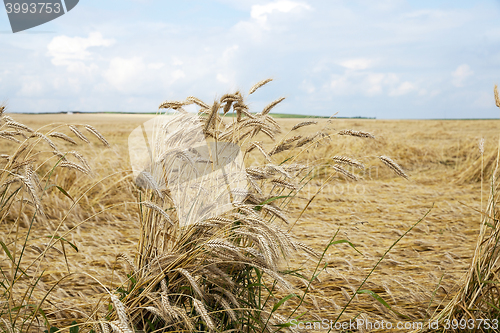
<box><xmin>1</xmin><ymin>93</ymin><xmax>499</xmax><ymax>332</ymax></box>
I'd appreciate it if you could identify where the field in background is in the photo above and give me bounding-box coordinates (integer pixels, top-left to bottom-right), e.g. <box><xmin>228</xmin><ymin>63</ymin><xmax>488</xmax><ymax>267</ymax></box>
<box><xmin>2</xmin><ymin>113</ymin><xmax>499</xmax><ymax>328</ymax></box>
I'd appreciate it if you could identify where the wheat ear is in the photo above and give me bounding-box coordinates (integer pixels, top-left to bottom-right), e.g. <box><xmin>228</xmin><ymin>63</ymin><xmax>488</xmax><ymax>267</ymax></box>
<box><xmin>110</xmin><ymin>295</ymin><xmax>132</xmax><ymax>332</ymax></box>
<box><xmin>32</xmin><ymin>132</ymin><xmax>57</xmax><ymax>150</ymax></box>
<box><xmin>84</xmin><ymin>125</ymin><xmax>110</xmax><ymax>147</ymax></box>
<box><xmin>186</xmin><ymin>96</ymin><xmax>210</xmax><ymax>109</ymax></box>
<box><xmin>249</xmin><ymin>78</ymin><xmax>273</xmax><ymax>95</ymax></box>
<box><xmin>0</xmin><ymin>133</ymin><xmax>20</xmax><ymax>143</ymax></box>
<box><xmin>59</xmin><ymin>161</ymin><xmax>90</xmax><ymax>175</ymax></box>
<box><xmin>378</xmin><ymin>155</ymin><xmax>409</xmax><ymax>179</ymax></box>
<box><xmin>69</xmin><ymin>125</ymin><xmax>90</xmax><ymax>143</ymax></box>
<box><xmin>108</xmin><ymin>321</ymin><xmax>133</xmax><ymax>333</ymax></box>
<box><xmin>48</xmin><ymin>132</ymin><xmax>77</xmax><ymax>145</ymax></box>
<box><xmin>193</xmin><ymin>298</ymin><xmax>216</xmax><ymax>330</ymax></box>
<box><xmin>333</xmin><ymin>156</ymin><xmax>365</xmax><ymax>169</ymax></box>
<box><xmin>176</xmin><ymin>268</ymin><xmax>205</xmax><ymax>300</ymax></box>
<box><xmin>117</xmin><ymin>253</ymin><xmax>138</xmax><ymax>275</ymax></box>
<box><xmin>495</xmin><ymin>84</ymin><xmax>500</xmax><ymax>108</ymax></box>
<box><xmin>291</xmin><ymin>121</ymin><xmax>317</xmax><ymax>131</ymax></box>
<box><xmin>262</xmin><ymin>97</ymin><xmax>285</xmax><ymax>115</ymax></box>
<box><xmin>338</xmin><ymin>129</ymin><xmax>375</xmax><ymax>139</ymax></box>
<box><xmin>332</xmin><ymin>165</ymin><xmax>359</xmax><ymax>181</ymax></box>
<box><xmin>141</xmin><ymin>201</ymin><xmax>173</xmax><ymax>226</ymax></box>
<box><xmin>5</xmin><ymin>121</ymin><xmax>33</xmax><ymax>133</ymax></box>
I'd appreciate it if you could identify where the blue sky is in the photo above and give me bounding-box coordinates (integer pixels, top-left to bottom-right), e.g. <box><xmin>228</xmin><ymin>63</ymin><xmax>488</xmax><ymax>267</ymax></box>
<box><xmin>1</xmin><ymin>0</ymin><xmax>499</xmax><ymax>118</ymax></box>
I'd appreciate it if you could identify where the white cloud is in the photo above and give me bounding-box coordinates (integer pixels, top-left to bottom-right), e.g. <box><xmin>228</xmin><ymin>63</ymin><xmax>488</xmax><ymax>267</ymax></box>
<box><xmin>389</xmin><ymin>81</ymin><xmax>416</xmax><ymax>96</ymax></box>
<box><xmin>301</xmin><ymin>79</ymin><xmax>315</xmax><ymax>93</ymax></box>
<box><xmin>473</xmin><ymin>91</ymin><xmax>494</xmax><ymax>108</ymax></box>
<box><xmin>365</xmin><ymin>72</ymin><xmax>398</xmax><ymax>95</ymax></box>
<box><xmin>148</xmin><ymin>62</ymin><xmax>165</xmax><ymax>70</ymax></box>
<box><xmin>452</xmin><ymin>64</ymin><xmax>473</xmax><ymax>87</ymax></box>
<box><xmin>171</xmin><ymin>69</ymin><xmax>185</xmax><ymax>81</ymax></box>
<box><xmin>223</xmin><ymin>44</ymin><xmax>239</xmax><ymax>60</ymax></box>
<box><xmin>172</xmin><ymin>57</ymin><xmax>184</xmax><ymax>66</ymax></box>
<box><xmin>47</xmin><ymin>32</ymin><xmax>115</xmax><ymax>67</ymax></box>
<box><xmin>339</xmin><ymin>58</ymin><xmax>374</xmax><ymax>70</ymax></box>
<box><xmin>19</xmin><ymin>78</ymin><xmax>44</xmax><ymax>97</ymax></box>
<box><xmin>329</xmin><ymin>71</ymin><xmax>417</xmax><ymax>97</ymax></box>
<box><xmin>104</xmin><ymin>57</ymin><xmax>146</xmax><ymax>92</ymax></box>
<box><xmin>251</xmin><ymin>1</ymin><xmax>311</xmax><ymax>23</ymax></box>
<box><xmin>103</xmin><ymin>57</ymin><xmax>185</xmax><ymax>93</ymax></box>
<box><xmin>217</xmin><ymin>73</ymin><xmax>229</xmax><ymax>83</ymax></box>
<box><xmin>234</xmin><ymin>0</ymin><xmax>312</xmax><ymax>39</ymax></box>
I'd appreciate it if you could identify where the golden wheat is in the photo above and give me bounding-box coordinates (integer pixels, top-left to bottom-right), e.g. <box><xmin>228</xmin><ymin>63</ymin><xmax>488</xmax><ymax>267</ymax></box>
<box><xmin>68</xmin><ymin>125</ymin><xmax>90</xmax><ymax>143</ymax></box>
<box><xmin>84</xmin><ymin>125</ymin><xmax>110</xmax><ymax>147</ymax></box>
<box><xmin>48</xmin><ymin>132</ymin><xmax>77</xmax><ymax>145</ymax></box>
<box><xmin>262</xmin><ymin>97</ymin><xmax>285</xmax><ymax>115</ymax></box>
<box><xmin>378</xmin><ymin>155</ymin><xmax>409</xmax><ymax>179</ymax></box>
<box><xmin>249</xmin><ymin>78</ymin><xmax>273</xmax><ymax>95</ymax></box>
<box><xmin>495</xmin><ymin>84</ymin><xmax>500</xmax><ymax>108</ymax></box>
<box><xmin>291</xmin><ymin>121</ymin><xmax>317</xmax><ymax>131</ymax></box>
<box><xmin>338</xmin><ymin>129</ymin><xmax>375</xmax><ymax>139</ymax></box>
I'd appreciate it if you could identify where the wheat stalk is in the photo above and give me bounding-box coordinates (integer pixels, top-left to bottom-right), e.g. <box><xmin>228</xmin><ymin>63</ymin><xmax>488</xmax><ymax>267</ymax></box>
<box><xmin>48</xmin><ymin>132</ymin><xmax>77</xmax><ymax>145</ymax></box>
<box><xmin>338</xmin><ymin>129</ymin><xmax>375</xmax><ymax>139</ymax></box>
<box><xmin>5</xmin><ymin>121</ymin><xmax>33</xmax><ymax>133</ymax></box>
<box><xmin>262</xmin><ymin>97</ymin><xmax>285</xmax><ymax>115</ymax></box>
<box><xmin>193</xmin><ymin>298</ymin><xmax>216</xmax><ymax>330</ymax></box>
<box><xmin>69</xmin><ymin>151</ymin><xmax>91</xmax><ymax>171</ymax></box>
<box><xmin>495</xmin><ymin>84</ymin><xmax>500</xmax><ymax>108</ymax></box>
<box><xmin>59</xmin><ymin>161</ymin><xmax>90</xmax><ymax>175</ymax></box>
<box><xmin>378</xmin><ymin>155</ymin><xmax>409</xmax><ymax>179</ymax></box>
<box><xmin>108</xmin><ymin>321</ymin><xmax>133</xmax><ymax>333</ymax></box>
<box><xmin>110</xmin><ymin>295</ymin><xmax>132</xmax><ymax>332</ymax></box>
<box><xmin>291</xmin><ymin>121</ymin><xmax>317</xmax><ymax>131</ymax></box>
<box><xmin>31</xmin><ymin>132</ymin><xmax>57</xmax><ymax>150</ymax></box>
<box><xmin>0</xmin><ymin>133</ymin><xmax>21</xmax><ymax>143</ymax></box>
<box><xmin>186</xmin><ymin>96</ymin><xmax>210</xmax><ymax>109</ymax></box>
<box><xmin>25</xmin><ymin>164</ymin><xmax>42</xmax><ymax>191</ymax></box>
<box><xmin>249</xmin><ymin>78</ymin><xmax>273</xmax><ymax>95</ymax></box>
<box><xmin>159</xmin><ymin>100</ymin><xmax>186</xmax><ymax>110</ymax></box>
<box><xmin>176</xmin><ymin>268</ymin><xmax>205</xmax><ymax>300</ymax></box>
<box><xmin>261</xmin><ymin>204</ymin><xmax>290</xmax><ymax>224</ymax></box>
<box><xmin>141</xmin><ymin>201</ymin><xmax>173</xmax><ymax>226</ymax></box>
<box><xmin>84</xmin><ymin>125</ymin><xmax>110</xmax><ymax>147</ymax></box>
<box><xmin>269</xmin><ymin>143</ymin><xmax>293</xmax><ymax>156</ymax></box>
<box><xmin>270</xmin><ymin>178</ymin><xmax>297</xmax><ymax>190</ymax></box>
<box><xmin>333</xmin><ymin>156</ymin><xmax>365</xmax><ymax>169</ymax></box>
<box><xmin>18</xmin><ymin>175</ymin><xmax>41</xmax><ymax>212</ymax></box>
<box><xmin>332</xmin><ymin>164</ymin><xmax>359</xmax><ymax>181</ymax></box>
<box><xmin>203</xmin><ymin>101</ymin><xmax>220</xmax><ymax>133</ymax></box>
<box><xmin>296</xmin><ymin>134</ymin><xmax>318</xmax><ymax>147</ymax></box>
<box><xmin>213</xmin><ymin>294</ymin><xmax>238</xmax><ymax>321</ymax></box>
<box><xmin>68</xmin><ymin>125</ymin><xmax>90</xmax><ymax>143</ymax></box>
<box><xmin>117</xmin><ymin>253</ymin><xmax>138</xmax><ymax>275</ymax></box>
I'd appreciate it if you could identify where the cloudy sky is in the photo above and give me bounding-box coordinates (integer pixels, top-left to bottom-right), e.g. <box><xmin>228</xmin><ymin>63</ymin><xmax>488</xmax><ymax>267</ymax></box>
<box><xmin>1</xmin><ymin>0</ymin><xmax>499</xmax><ymax>118</ymax></box>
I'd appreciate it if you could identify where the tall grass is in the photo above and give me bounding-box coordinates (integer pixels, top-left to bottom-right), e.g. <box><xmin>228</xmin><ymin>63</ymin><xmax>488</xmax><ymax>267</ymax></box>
<box><xmin>422</xmin><ymin>85</ymin><xmax>500</xmax><ymax>332</ymax></box>
<box><xmin>0</xmin><ymin>104</ymin><xmax>111</xmax><ymax>332</ymax></box>
<box><xmin>95</xmin><ymin>80</ymin><xmax>410</xmax><ymax>332</ymax></box>
<box><xmin>0</xmin><ymin>79</ymin><xmax>412</xmax><ymax>332</ymax></box>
